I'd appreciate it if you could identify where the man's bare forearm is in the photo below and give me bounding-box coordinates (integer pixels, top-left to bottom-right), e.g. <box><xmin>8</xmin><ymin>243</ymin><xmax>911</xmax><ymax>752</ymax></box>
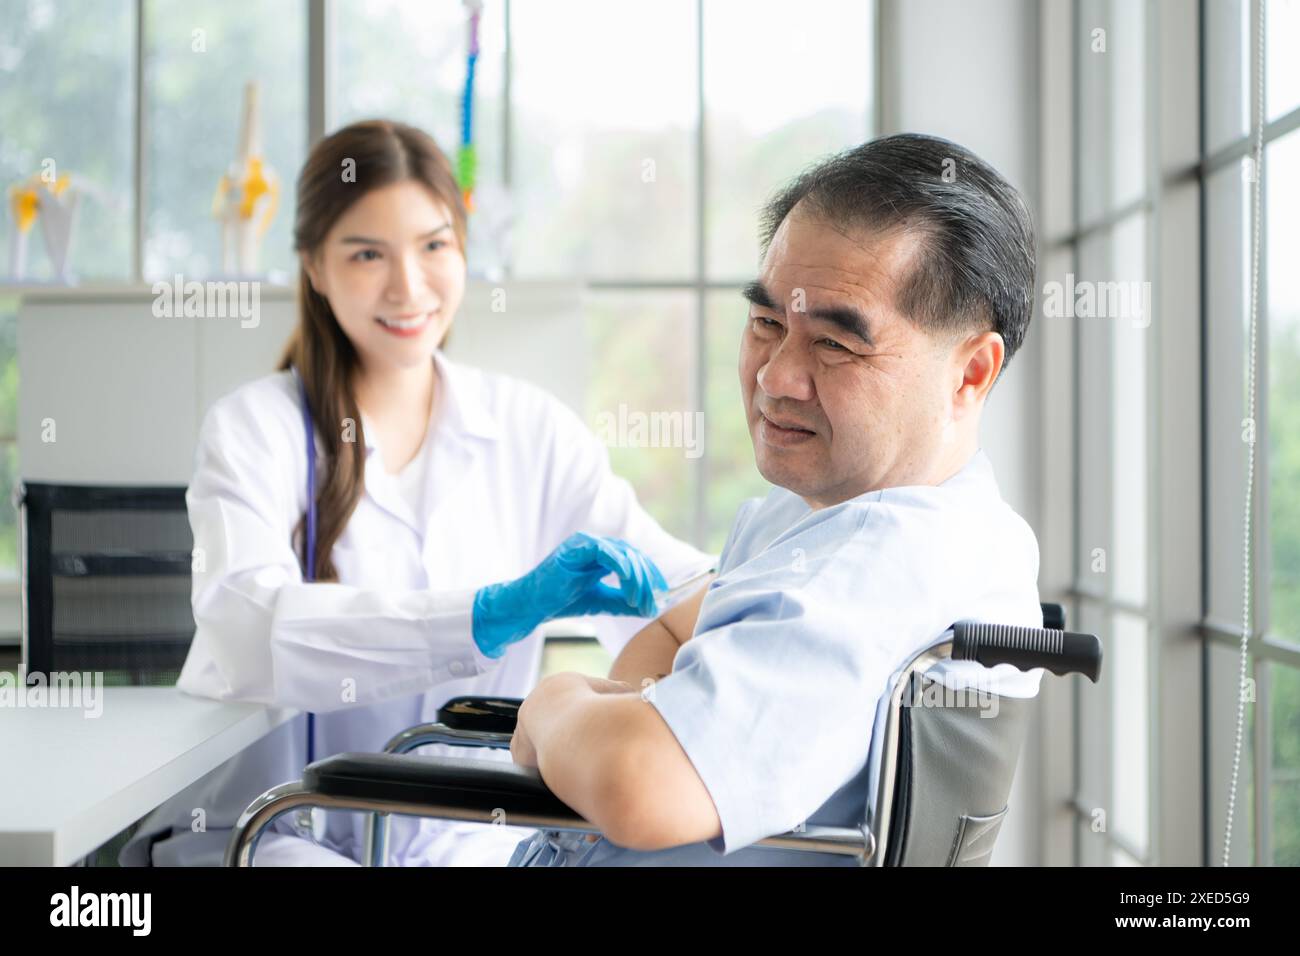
<box><xmin>514</xmin><ymin>673</ymin><xmax>643</xmax><ymax>835</ymax></box>
<box><xmin>608</xmin><ymin>620</ymin><xmax>678</xmax><ymax>685</ymax></box>
<box><xmin>607</xmin><ymin>581</ymin><xmax>712</xmax><ymax>686</ymax></box>
<box><xmin>514</xmin><ymin>671</ymin><xmax>723</xmax><ymax>850</ymax></box>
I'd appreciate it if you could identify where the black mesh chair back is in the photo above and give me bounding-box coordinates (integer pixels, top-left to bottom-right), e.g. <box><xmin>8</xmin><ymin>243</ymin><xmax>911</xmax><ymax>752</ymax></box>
<box><xmin>19</xmin><ymin>482</ymin><xmax>194</xmax><ymax>686</ymax></box>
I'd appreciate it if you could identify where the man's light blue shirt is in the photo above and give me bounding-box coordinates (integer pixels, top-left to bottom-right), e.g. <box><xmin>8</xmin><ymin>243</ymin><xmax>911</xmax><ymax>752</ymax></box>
<box><xmin>508</xmin><ymin>449</ymin><xmax>1042</xmax><ymax>866</ymax></box>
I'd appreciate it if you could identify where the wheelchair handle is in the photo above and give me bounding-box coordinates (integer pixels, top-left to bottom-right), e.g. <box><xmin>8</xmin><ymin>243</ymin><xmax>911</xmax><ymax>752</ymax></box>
<box><xmin>951</xmin><ymin>621</ymin><xmax>1102</xmax><ymax>683</ymax></box>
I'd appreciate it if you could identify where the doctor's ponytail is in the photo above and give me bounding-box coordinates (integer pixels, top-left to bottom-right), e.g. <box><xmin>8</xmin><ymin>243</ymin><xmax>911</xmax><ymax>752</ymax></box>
<box><xmin>277</xmin><ymin>119</ymin><xmax>468</xmax><ymax>582</ymax></box>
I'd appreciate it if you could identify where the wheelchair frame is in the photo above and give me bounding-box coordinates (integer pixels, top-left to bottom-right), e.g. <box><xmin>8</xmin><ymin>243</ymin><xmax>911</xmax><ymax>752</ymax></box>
<box><xmin>226</xmin><ymin>605</ymin><xmax>1100</xmax><ymax>867</ymax></box>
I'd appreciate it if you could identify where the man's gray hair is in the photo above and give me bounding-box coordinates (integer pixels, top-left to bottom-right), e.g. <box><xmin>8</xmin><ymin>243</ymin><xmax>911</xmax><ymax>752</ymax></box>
<box><xmin>759</xmin><ymin>133</ymin><xmax>1036</xmax><ymax>374</ymax></box>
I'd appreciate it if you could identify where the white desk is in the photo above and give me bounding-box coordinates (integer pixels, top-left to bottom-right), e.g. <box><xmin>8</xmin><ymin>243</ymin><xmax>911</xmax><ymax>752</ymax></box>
<box><xmin>0</xmin><ymin>687</ymin><xmax>296</xmax><ymax>866</ymax></box>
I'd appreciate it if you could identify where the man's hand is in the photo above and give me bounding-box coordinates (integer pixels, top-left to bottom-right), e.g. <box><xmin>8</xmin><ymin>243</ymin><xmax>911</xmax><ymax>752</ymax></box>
<box><xmin>509</xmin><ymin>671</ymin><xmax>621</xmax><ymax>770</ymax></box>
<box><xmin>508</xmin><ymin>669</ymin><xmax>722</xmax><ymax>850</ymax></box>
<box><xmin>509</xmin><ymin>713</ymin><xmax>540</xmax><ymax>767</ymax></box>
<box><xmin>512</xmin><ymin>674</ymin><xmax>632</xmax><ymax>768</ymax></box>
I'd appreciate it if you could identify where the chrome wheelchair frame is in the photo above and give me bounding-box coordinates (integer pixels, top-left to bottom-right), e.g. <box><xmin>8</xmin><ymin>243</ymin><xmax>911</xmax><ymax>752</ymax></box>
<box><xmin>226</xmin><ymin>604</ymin><xmax>1100</xmax><ymax>867</ymax></box>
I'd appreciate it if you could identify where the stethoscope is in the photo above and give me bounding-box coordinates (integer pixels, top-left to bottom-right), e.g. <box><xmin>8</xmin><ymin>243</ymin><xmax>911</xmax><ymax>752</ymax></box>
<box><xmin>294</xmin><ymin>367</ymin><xmax>326</xmax><ymax>842</ymax></box>
<box><xmin>295</xmin><ymin>368</ymin><xmax>320</xmax><ymax>764</ymax></box>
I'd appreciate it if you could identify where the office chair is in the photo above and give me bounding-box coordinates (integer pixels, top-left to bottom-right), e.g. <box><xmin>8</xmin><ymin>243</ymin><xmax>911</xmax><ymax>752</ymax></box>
<box><xmin>226</xmin><ymin>603</ymin><xmax>1102</xmax><ymax>867</ymax></box>
<box><xmin>18</xmin><ymin>482</ymin><xmax>195</xmax><ymax>686</ymax></box>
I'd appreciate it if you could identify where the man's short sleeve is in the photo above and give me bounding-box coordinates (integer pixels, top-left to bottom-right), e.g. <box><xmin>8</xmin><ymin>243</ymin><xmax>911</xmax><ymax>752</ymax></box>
<box><xmin>647</xmin><ymin>584</ymin><xmax>885</xmax><ymax>852</ymax></box>
<box><xmin>645</xmin><ymin>494</ymin><xmax>976</xmax><ymax>855</ymax></box>
<box><xmin>714</xmin><ymin>494</ymin><xmax>767</xmax><ymax>575</ymax></box>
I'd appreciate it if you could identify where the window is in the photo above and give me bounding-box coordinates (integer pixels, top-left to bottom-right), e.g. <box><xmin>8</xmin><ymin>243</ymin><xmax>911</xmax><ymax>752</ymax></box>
<box><xmin>509</xmin><ymin>0</ymin><xmax>696</xmax><ymax>281</ymax></box>
<box><xmin>1203</xmin><ymin>0</ymin><xmax>1300</xmax><ymax>868</ymax></box>
<box><xmin>0</xmin><ymin>0</ymin><xmax>304</xmax><ymax>581</ymax></box>
<box><xmin>334</xmin><ymin>0</ymin><xmax>876</xmax><ymax>549</ymax></box>
<box><xmin>331</xmin><ymin>0</ymin><xmax>506</xmax><ymax>276</ymax></box>
<box><xmin>1057</xmin><ymin>0</ymin><xmax>1160</xmax><ymax>865</ymax></box>
<box><xmin>143</xmin><ymin>0</ymin><xmax>307</xmax><ymax>280</ymax></box>
<box><xmin>1049</xmin><ymin>0</ymin><xmax>1300</xmax><ymax>866</ymax></box>
<box><xmin>0</xmin><ymin>0</ymin><xmax>137</xmax><ymax>580</ymax></box>
<box><xmin>0</xmin><ymin>0</ymin><xmax>875</xmax><ymax>633</ymax></box>
<box><xmin>0</xmin><ymin>0</ymin><xmax>135</xmax><ymax>282</ymax></box>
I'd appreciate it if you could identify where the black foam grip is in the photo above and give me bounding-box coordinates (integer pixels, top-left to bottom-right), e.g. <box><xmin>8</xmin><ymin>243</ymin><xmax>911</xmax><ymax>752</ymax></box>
<box><xmin>952</xmin><ymin>622</ymin><xmax>1102</xmax><ymax>683</ymax></box>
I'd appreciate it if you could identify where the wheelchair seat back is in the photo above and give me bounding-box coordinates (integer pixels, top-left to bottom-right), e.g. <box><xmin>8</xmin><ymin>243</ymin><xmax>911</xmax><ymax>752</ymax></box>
<box><xmin>883</xmin><ymin>671</ymin><xmax>1033</xmax><ymax>866</ymax></box>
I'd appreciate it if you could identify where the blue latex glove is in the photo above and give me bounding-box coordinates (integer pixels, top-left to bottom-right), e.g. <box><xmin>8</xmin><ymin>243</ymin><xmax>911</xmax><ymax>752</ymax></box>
<box><xmin>472</xmin><ymin>533</ymin><xmax>669</xmax><ymax>659</ymax></box>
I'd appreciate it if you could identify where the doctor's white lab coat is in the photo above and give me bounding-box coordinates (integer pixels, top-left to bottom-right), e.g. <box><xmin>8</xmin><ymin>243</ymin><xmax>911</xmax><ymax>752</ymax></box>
<box><xmin>119</xmin><ymin>348</ymin><xmax>714</xmax><ymax>866</ymax></box>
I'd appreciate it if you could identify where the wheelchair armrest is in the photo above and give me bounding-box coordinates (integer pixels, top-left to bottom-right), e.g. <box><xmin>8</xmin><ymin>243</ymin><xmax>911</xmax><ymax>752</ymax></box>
<box><xmin>304</xmin><ymin>751</ymin><xmax>586</xmax><ymax>824</ymax></box>
<box><xmin>437</xmin><ymin>696</ymin><xmax>523</xmax><ymax>734</ymax></box>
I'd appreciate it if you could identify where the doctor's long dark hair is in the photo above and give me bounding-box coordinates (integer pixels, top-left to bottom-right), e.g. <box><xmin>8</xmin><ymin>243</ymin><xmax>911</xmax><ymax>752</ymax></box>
<box><xmin>277</xmin><ymin>119</ymin><xmax>468</xmax><ymax>582</ymax></box>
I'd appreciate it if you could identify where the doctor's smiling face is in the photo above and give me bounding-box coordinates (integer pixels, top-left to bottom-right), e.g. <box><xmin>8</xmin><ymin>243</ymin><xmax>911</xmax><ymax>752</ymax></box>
<box><xmin>300</xmin><ymin>179</ymin><xmax>465</xmax><ymax>374</ymax></box>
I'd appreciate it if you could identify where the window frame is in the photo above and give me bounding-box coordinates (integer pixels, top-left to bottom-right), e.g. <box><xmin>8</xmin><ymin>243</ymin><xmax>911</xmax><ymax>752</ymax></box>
<box><xmin>1043</xmin><ymin>0</ymin><xmax>1300</xmax><ymax>867</ymax></box>
<box><xmin>1040</xmin><ymin>0</ymin><xmax>1204</xmax><ymax>867</ymax></box>
<box><xmin>1198</xmin><ymin>0</ymin><xmax>1300</xmax><ymax>868</ymax></box>
<box><xmin>0</xmin><ymin>0</ymin><xmax>878</xmax><ymax>642</ymax></box>
<box><xmin>287</xmin><ymin>0</ymin><xmax>875</xmax><ymax>547</ymax></box>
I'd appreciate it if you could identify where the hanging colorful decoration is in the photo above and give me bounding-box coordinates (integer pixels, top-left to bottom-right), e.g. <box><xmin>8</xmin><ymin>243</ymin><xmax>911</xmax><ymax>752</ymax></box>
<box><xmin>456</xmin><ymin>0</ymin><xmax>483</xmax><ymax>213</ymax></box>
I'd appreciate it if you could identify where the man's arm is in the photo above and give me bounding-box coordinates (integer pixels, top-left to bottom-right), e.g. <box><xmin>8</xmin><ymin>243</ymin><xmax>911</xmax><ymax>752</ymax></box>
<box><xmin>606</xmin><ymin>581</ymin><xmax>711</xmax><ymax>686</ymax></box>
<box><xmin>511</xmin><ymin>671</ymin><xmax>722</xmax><ymax>851</ymax></box>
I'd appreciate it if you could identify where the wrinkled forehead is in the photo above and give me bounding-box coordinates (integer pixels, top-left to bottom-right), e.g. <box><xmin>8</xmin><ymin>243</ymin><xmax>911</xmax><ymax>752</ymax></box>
<box><xmin>759</xmin><ymin>205</ymin><xmax>928</xmax><ymax>322</ymax></box>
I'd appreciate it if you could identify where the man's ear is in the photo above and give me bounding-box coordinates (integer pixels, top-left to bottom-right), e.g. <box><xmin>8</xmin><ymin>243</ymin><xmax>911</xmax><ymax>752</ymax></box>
<box><xmin>300</xmin><ymin>250</ymin><xmax>326</xmax><ymax>297</ymax></box>
<box><xmin>952</xmin><ymin>331</ymin><xmax>1004</xmax><ymax>418</ymax></box>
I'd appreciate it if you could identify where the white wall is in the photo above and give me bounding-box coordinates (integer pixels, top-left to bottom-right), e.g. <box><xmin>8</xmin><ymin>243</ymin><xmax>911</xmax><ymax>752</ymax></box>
<box><xmin>16</xmin><ymin>281</ymin><xmax>586</xmax><ymax>483</ymax></box>
<box><xmin>878</xmin><ymin>0</ymin><xmax>1045</xmax><ymax>865</ymax></box>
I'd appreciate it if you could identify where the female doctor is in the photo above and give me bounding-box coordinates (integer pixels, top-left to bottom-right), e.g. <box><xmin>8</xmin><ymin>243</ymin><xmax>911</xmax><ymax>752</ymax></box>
<box><xmin>121</xmin><ymin>119</ymin><xmax>712</xmax><ymax>866</ymax></box>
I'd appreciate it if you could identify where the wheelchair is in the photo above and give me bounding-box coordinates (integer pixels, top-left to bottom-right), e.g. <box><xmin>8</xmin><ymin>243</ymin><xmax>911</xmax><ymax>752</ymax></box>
<box><xmin>226</xmin><ymin>603</ymin><xmax>1101</xmax><ymax>867</ymax></box>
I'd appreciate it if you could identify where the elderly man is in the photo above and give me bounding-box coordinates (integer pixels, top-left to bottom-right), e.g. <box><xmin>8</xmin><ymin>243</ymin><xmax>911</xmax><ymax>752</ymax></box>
<box><xmin>507</xmin><ymin>132</ymin><xmax>1042</xmax><ymax>866</ymax></box>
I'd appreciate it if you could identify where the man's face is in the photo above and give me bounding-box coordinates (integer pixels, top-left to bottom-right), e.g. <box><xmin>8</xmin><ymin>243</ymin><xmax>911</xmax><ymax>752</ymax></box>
<box><xmin>739</xmin><ymin>204</ymin><xmax>966</xmax><ymax>508</ymax></box>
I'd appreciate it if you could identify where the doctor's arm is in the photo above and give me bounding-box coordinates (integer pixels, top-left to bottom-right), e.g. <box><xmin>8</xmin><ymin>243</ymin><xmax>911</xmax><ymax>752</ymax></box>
<box><xmin>539</xmin><ymin>395</ymin><xmax>716</xmax><ymax>656</ymax></box>
<box><xmin>183</xmin><ymin>403</ymin><xmax>487</xmax><ymax>711</ymax></box>
<box><xmin>184</xmin><ymin>398</ymin><xmax>658</xmax><ymax>713</ymax></box>
<box><xmin>511</xmin><ymin>672</ymin><xmax>722</xmax><ymax>851</ymax></box>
